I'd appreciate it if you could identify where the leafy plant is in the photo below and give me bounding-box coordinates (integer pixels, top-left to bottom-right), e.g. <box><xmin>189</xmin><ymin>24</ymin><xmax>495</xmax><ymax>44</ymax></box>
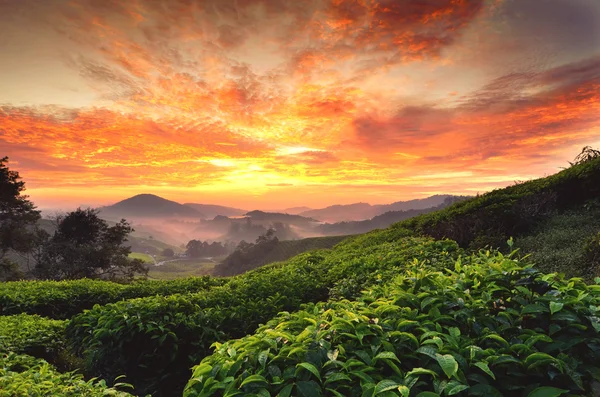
<box><xmin>0</xmin><ymin>275</ymin><xmax>226</xmax><ymax>318</ymax></box>
<box><xmin>0</xmin><ymin>314</ymin><xmax>67</xmax><ymax>364</ymax></box>
<box><xmin>185</xmin><ymin>250</ymin><xmax>600</xmax><ymax>397</ymax></box>
<box><xmin>66</xmin><ymin>236</ymin><xmax>460</xmax><ymax>396</ymax></box>
<box><xmin>0</xmin><ymin>352</ymin><xmax>134</xmax><ymax>397</ymax></box>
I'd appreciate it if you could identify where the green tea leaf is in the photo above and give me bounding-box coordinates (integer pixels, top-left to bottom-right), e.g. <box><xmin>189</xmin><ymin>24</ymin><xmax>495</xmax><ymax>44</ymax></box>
<box><xmin>527</xmin><ymin>387</ymin><xmax>569</xmax><ymax>397</ymax></box>
<box><xmin>296</xmin><ymin>362</ymin><xmax>322</xmax><ymax>381</ymax></box>
<box><xmin>549</xmin><ymin>302</ymin><xmax>564</xmax><ymax>315</ymax></box>
<box><xmin>435</xmin><ymin>354</ymin><xmax>458</xmax><ymax>378</ymax></box>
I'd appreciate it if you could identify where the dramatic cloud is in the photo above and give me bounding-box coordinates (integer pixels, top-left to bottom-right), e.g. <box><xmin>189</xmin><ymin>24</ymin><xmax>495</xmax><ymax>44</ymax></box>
<box><xmin>0</xmin><ymin>0</ymin><xmax>599</xmax><ymax>208</ymax></box>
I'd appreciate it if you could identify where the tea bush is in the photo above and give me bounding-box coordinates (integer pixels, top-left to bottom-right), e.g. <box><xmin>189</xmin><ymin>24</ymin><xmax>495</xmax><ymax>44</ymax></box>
<box><xmin>0</xmin><ymin>352</ymin><xmax>134</xmax><ymax>396</ymax></box>
<box><xmin>0</xmin><ymin>314</ymin><xmax>67</xmax><ymax>364</ymax></box>
<box><xmin>0</xmin><ymin>275</ymin><xmax>226</xmax><ymax>318</ymax></box>
<box><xmin>185</xmin><ymin>250</ymin><xmax>600</xmax><ymax>397</ymax></box>
<box><xmin>67</xmin><ymin>236</ymin><xmax>460</xmax><ymax>396</ymax></box>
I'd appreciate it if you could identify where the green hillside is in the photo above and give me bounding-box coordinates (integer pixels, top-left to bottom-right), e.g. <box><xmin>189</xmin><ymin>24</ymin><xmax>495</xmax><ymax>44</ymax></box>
<box><xmin>1</xmin><ymin>152</ymin><xmax>600</xmax><ymax>396</ymax></box>
<box><xmin>257</xmin><ymin>235</ymin><xmax>349</xmax><ymax>264</ymax></box>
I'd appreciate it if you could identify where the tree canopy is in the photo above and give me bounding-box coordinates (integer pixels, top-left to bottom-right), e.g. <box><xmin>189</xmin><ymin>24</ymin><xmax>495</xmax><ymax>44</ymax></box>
<box><xmin>34</xmin><ymin>208</ymin><xmax>147</xmax><ymax>281</ymax></box>
<box><xmin>0</xmin><ymin>157</ymin><xmax>41</xmax><ymax>259</ymax></box>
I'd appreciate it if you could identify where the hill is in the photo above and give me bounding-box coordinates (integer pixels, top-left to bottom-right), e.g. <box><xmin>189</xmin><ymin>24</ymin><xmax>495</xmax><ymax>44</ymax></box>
<box><xmin>299</xmin><ymin>195</ymin><xmax>463</xmax><ymax>222</ymax></box>
<box><xmin>214</xmin><ymin>235</ymin><xmax>348</xmax><ymax>276</ymax></box>
<box><xmin>391</xmin><ymin>151</ymin><xmax>600</xmax><ymax>278</ymax></box>
<box><xmin>299</xmin><ymin>202</ymin><xmax>373</xmax><ymax>222</ymax></box>
<box><xmin>282</xmin><ymin>206</ymin><xmax>313</xmax><ymax>214</ymax></box>
<box><xmin>99</xmin><ymin>194</ymin><xmax>205</xmax><ymax>220</ymax></box>
<box><xmin>316</xmin><ymin>196</ymin><xmax>469</xmax><ymax>236</ymax></box>
<box><xmin>182</xmin><ymin>203</ymin><xmax>246</xmax><ymax>219</ymax></box>
<box><xmin>3</xmin><ymin>149</ymin><xmax>600</xmax><ymax>397</ymax></box>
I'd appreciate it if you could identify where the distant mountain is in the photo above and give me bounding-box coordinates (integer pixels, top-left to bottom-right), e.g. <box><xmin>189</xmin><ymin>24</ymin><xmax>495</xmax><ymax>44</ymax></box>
<box><xmin>245</xmin><ymin>210</ymin><xmax>318</xmax><ymax>225</ymax></box>
<box><xmin>184</xmin><ymin>203</ymin><xmax>246</xmax><ymax>219</ymax></box>
<box><xmin>99</xmin><ymin>194</ymin><xmax>205</xmax><ymax>220</ymax></box>
<box><xmin>283</xmin><ymin>206</ymin><xmax>314</xmax><ymax>215</ymax></box>
<box><xmin>299</xmin><ymin>203</ymin><xmax>375</xmax><ymax>222</ymax></box>
<box><xmin>300</xmin><ymin>195</ymin><xmax>464</xmax><ymax>222</ymax></box>
<box><xmin>316</xmin><ymin>196</ymin><xmax>470</xmax><ymax>236</ymax></box>
<box><xmin>374</xmin><ymin>195</ymin><xmax>460</xmax><ymax>213</ymax></box>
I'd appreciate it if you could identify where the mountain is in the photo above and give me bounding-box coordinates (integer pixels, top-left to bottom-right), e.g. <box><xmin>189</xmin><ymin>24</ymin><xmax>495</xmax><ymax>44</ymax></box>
<box><xmin>374</xmin><ymin>194</ymin><xmax>460</xmax><ymax>213</ymax></box>
<box><xmin>316</xmin><ymin>196</ymin><xmax>469</xmax><ymax>236</ymax></box>
<box><xmin>299</xmin><ymin>203</ymin><xmax>374</xmax><ymax>222</ymax></box>
<box><xmin>183</xmin><ymin>203</ymin><xmax>246</xmax><ymax>219</ymax></box>
<box><xmin>282</xmin><ymin>206</ymin><xmax>313</xmax><ymax>214</ymax></box>
<box><xmin>299</xmin><ymin>195</ymin><xmax>463</xmax><ymax>222</ymax></box>
<box><xmin>99</xmin><ymin>194</ymin><xmax>205</xmax><ymax>220</ymax></box>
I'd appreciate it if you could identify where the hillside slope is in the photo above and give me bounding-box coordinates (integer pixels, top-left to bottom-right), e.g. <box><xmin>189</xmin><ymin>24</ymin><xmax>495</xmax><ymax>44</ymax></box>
<box><xmin>391</xmin><ymin>154</ymin><xmax>600</xmax><ymax>277</ymax></box>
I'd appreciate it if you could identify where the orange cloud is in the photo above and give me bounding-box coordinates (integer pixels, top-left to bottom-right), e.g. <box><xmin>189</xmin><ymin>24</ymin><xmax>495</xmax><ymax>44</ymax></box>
<box><xmin>1</xmin><ymin>0</ymin><xmax>599</xmax><ymax>208</ymax></box>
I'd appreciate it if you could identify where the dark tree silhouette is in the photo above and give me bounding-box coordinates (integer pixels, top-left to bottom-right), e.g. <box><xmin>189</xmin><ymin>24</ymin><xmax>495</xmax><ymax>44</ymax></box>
<box><xmin>34</xmin><ymin>208</ymin><xmax>147</xmax><ymax>281</ymax></box>
<box><xmin>0</xmin><ymin>157</ymin><xmax>41</xmax><ymax>259</ymax></box>
<box><xmin>0</xmin><ymin>157</ymin><xmax>41</xmax><ymax>280</ymax></box>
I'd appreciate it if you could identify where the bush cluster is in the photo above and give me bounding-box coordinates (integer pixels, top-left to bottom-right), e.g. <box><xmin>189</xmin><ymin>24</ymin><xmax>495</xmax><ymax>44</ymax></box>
<box><xmin>66</xmin><ymin>234</ymin><xmax>460</xmax><ymax>396</ymax></box>
<box><xmin>185</xmin><ymin>250</ymin><xmax>600</xmax><ymax>397</ymax></box>
<box><xmin>0</xmin><ymin>352</ymin><xmax>133</xmax><ymax>396</ymax></box>
<box><xmin>0</xmin><ymin>314</ymin><xmax>67</xmax><ymax>364</ymax></box>
<box><xmin>0</xmin><ymin>275</ymin><xmax>226</xmax><ymax>318</ymax></box>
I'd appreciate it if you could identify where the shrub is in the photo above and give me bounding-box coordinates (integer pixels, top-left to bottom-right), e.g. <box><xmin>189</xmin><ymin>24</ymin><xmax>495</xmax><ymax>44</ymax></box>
<box><xmin>66</xmin><ymin>236</ymin><xmax>460</xmax><ymax>396</ymax></box>
<box><xmin>0</xmin><ymin>352</ymin><xmax>133</xmax><ymax>396</ymax></box>
<box><xmin>185</xmin><ymin>251</ymin><xmax>600</xmax><ymax>397</ymax></box>
<box><xmin>0</xmin><ymin>314</ymin><xmax>67</xmax><ymax>364</ymax></box>
<box><xmin>0</xmin><ymin>275</ymin><xmax>227</xmax><ymax>319</ymax></box>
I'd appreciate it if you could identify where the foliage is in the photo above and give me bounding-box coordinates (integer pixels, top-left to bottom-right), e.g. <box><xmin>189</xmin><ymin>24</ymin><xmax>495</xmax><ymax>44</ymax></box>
<box><xmin>215</xmin><ymin>235</ymin><xmax>348</xmax><ymax>277</ymax></box>
<box><xmin>185</xmin><ymin>250</ymin><xmax>600</xmax><ymax>397</ymax></box>
<box><xmin>186</xmin><ymin>239</ymin><xmax>229</xmax><ymax>258</ymax></box>
<box><xmin>34</xmin><ymin>208</ymin><xmax>147</xmax><ymax>281</ymax></box>
<box><xmin>0</xmin><ymin>314</ymin><xmax>67</xmax><ymax>365</ymax></box>
<box><xmin>0</xmin><ymin>352</ymin><xmax>133</xmax><ymax>397</ymax></box>
<box><xmin>215</xmin><ymin>227</ymin><xmax>280</xmax><ymax>276</ymax></box>
<box><xmin>66</xmin><ymin>234</ymin><xmax>460</xmax><ymax>396</ymax></box>
<box><xmin>0</xmin><ymin>157</ymin><xmax>41</xmax><ymax>278</ymax></box>
<box><xmin>584</xmin><ymin>233</ymin><xmax>600</xmax><ymax>274</ymax></box>
<box><xmin>0</xmin><ymin>258</ymin><xmax>23</xmax><ymax>281</ymax></box>
<box><xmin>129</xmin><ymin>252</ymin><xmax>154</xmax><ymax>263</ymax></box>
<box><xmin>394</xmin><ymin>155</ymin><xmax>600</xmax><ymax>248</ymax></box>
<box><xmin>163</xmin><ymin>248</ymin><xmax>175</xmax><ymax>257</ymax></box>
<box><xmin>0</xmin><ymin>276</ymin><xmax>226</xmax><ymax>319</ymax></box>
<box><xmin>569</xmin><ymin>146</ymin><xmax>600</xmax><ymax>166</ymax></box>
<box><xmin>516</xmin><ymin>207</ymin><xmax>600</xmax><ymax>279</ymax></box>
<box><xmin>147</xmin><ymin>259</ymin><xmax>216</xmax><ymax>280</ymax></box>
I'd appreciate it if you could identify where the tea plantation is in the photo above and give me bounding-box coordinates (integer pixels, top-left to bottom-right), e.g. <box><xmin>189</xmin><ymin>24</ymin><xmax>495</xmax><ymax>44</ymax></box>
<box><xmin>1</xmin><ymin>157</ymin><xmax>600</xmax><ymax>396</ymax></box>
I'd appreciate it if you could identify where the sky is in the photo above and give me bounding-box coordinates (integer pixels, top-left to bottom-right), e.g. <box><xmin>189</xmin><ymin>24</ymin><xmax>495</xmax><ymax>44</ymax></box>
<box><xmin>1</xmin><ymin>0</ymin><xmax>599</xmax><ymax>210</ymax></box>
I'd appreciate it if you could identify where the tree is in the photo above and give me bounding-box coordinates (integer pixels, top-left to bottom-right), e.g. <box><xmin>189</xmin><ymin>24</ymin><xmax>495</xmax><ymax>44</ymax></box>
<box><xmin>570</xmin><ymin>146</ymin><xmax>600</xmax><ymax>166</ymax></box>
<box><xmin>162</xmin><ymin>248</ymin><xmax>175</xmax><ymax>258</ymax></box>
<box><xmin>0</xmin><ymin>157</ymin><xmax>41</xmax><ymax>260</ymax></box>
<box><xmin>34</xmin><ymin>208</ymin><xmax>147</xmax><ymax>281</ymax></box>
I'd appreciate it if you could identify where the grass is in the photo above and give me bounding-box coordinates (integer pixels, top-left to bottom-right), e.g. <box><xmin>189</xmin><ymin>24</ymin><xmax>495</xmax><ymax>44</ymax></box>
<box><xmin>128</xmin><ymin>252</ymin><xmax>155</xmax><ymax>263</ymax></box>
<box><xmin>147</xmin><ymin>259</ymin><xmax>217</xmax><ymax>280</ymax></box>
